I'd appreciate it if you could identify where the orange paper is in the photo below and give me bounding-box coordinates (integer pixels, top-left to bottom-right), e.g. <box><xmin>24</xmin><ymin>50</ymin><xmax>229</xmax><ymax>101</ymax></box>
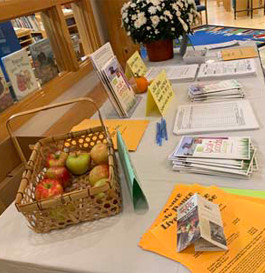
<box><xmin>221</xmin><ymin>47</ymin><xmax>258</xmax><ymax>61</ymax></box>
<box><xmin>71</xmin><ymin>119</ymin><xmax>149</xmax><ymax>151</ymax></box>
<box><xmin>139</xmin><ymin>184</ymin><xmax>265</xmax><ymax>273</ymax></box>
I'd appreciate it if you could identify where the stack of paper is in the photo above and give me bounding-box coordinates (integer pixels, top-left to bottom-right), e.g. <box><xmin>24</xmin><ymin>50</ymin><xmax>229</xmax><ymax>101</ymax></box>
<box><xmin>145</xmin><ymin>64</ymin><xmax>199</xmax><ymax>82</ymax></box>
<box><xmin>139</xmin><ymin>184</ymin><xmax>265</xmax><ymax>273</ymax></box>
<box><xmin>188</xmin><ymin>79</ymin><xmax>245</xmax><ymax>102</ymax></box>
<box><xmin>173</xmin><ymin>100</ymin><xmax>259</xmax><ymax>135</ymax></box>
<box><xmin>90</xmin><ymin>43</ymin><xmax>136</xmax><ymax>118</ymax></box>
<box><xmin>197</xmin><ymin>59</ymin><xmax>257</xmax><ymax>80</ymax></box>
<box><xmin>169</xmin><ymin>136</ymin><xmax>258</xmax><ymax>179</ymax></box>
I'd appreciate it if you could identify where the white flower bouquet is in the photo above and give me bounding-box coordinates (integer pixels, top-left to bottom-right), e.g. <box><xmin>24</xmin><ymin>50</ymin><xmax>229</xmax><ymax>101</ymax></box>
<box><xmin>121</xmin><ymin>0</ymin><xmax>199</xmax><ymax>44</ymax></box>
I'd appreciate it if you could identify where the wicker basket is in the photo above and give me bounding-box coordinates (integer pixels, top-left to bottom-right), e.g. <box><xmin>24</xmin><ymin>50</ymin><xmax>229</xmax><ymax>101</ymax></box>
<box><xmin>7</xmin><ymin>98</ymin><xmax>122</xmax><ymax>233</ymax></box>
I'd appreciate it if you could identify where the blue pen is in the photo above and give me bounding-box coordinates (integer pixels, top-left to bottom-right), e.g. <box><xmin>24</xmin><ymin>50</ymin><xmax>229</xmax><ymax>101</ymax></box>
<box><xmin>156</xmin><ymin>122</ymin><xmax>160</xmax><ymax>144</ymax></box>
<box><xmin>162</xmin><ymin>119</ymin><xmax>168</xmax><ymax>141</ymax></box>
<box><xmin>158</xmin><ymin>122</ymin><xmax>162</xmax><ymax>146</ymax></box>
<box><xmin>160</xmin><ymin>118</ymin><xmax>165</xmax><ymax>139</ymax></box>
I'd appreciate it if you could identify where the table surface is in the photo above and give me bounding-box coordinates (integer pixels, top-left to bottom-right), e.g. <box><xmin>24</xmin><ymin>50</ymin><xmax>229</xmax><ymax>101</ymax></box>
<box><xmin>1</xmin><ymin>45</ymin><xmax>265</xmax><ymax>273</ymax></box>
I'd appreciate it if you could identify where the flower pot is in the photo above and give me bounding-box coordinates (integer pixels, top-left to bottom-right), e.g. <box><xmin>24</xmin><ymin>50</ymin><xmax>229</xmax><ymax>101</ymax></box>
<box><xmin>146</xmin><ymin>40</ymin><xmax>173</xmax><ymax>62</ymax></box>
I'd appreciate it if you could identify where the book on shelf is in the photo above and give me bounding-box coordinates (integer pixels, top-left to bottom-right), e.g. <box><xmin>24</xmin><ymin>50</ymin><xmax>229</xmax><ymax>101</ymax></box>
<box><xmin>0</xmin><ymin>21</ymin><xmax>21</xmax><ymax>81</ymax></box>
<box><xmin>11</xmin><ymin>15</ymin><xmax>44</xmax><ymax>32</ymax></box>
<box><xmin>173</xmin><ymin>100</ymin><xmax>259</xmax><ymax>135</ymax></box>
<box><xmin>29</xmin><ymin>38</ymin><xmax>59</xmax><ymax>85</ymax></box>
<box><xmin>197</xmin><ymin>59</ymin><xmax>257</xmax><ymax>80</ymax></box>
<box><xmin>2</xmin><ymin>48</ymin><xmax>39</xmax><ymax>99</ymax></box>
<box><xmin>0</xmin><ymin>67</ymin><xmax>13</xmax><ymax>112</ymax></box>
<box><xmin>90</xmin><ymin>42</ymin><xmax>136</xmax><ymax>118</ymax></box>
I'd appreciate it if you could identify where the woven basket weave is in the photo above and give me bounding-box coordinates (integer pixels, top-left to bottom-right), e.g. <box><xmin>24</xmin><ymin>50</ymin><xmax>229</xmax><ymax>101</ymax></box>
<box><xmin>7</xmin><ymin>98</ymin><xmax>122</xmax><ymax>233</ymax></box>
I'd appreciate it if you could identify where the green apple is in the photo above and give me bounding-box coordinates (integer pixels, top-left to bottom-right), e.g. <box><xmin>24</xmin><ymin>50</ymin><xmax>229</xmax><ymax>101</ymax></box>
<box><xmin>66</xmin><ymin>151</ymin><xmax>91</xmax><ymax>175</ymax></box>
<box><xmin>93</xmin><ymin>178</ymin><xmax>109</xmax><ymax>200</ymax></box>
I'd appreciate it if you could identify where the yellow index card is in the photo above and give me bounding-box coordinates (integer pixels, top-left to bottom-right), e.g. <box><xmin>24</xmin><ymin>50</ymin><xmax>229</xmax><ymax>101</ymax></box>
<box><xmin>146</xmin><ymin>70</ymin><xmax>175</xmax><ymax>116</ymax></box>
<box><xmin>125</xmin><ymin>51</ymin><xmax>147</xmax><ymax>78</ymax></box>
<box><xmin>221</xmin><ymin>46</ymin><xmax>258</xmax><ymax>61</ymax></box>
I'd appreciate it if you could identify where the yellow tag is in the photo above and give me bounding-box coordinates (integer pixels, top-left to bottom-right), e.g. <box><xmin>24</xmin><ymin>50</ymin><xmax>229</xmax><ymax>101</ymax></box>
<box><xmin>221</xmin><ymin>47</ymin><xmax>258</xmax><ymax>61</ymax></box>
<box><xmin>146</xmin><ymin>70</ymin><xmax>175</xmax><ymax>116</ymax></box>
<box><xmin>126</xmin><ymin>51</ymin><xmax>147</xmax><ymax>78</ymax></box>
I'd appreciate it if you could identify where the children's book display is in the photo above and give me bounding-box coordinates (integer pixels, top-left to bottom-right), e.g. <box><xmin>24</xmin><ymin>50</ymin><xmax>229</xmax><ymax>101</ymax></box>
<box><xmin>169</xmin><ymin>136</ymin><xmax>257</xmax><ymax>179</ymax></box>
<box><xmin>2</xmin><ymin>48</ymin><xmax>39</xmax><ymax>99</ymax></box>
<box><xmin>197</xmin><ymin>59</ymin><xmax>257</xmax><ymax>80</ymax></box>
<box><xmin>173</xmin><ymin>100</ymin><xmax>259</xmax><ymax>135</ymax></box>
<box><xmin>90</xmin><ymin>43</ymin><xmax>137</xmax><ymax>118</ymax></box>
<box><xmin>29</xmin><ymin>38</ymin><xmax>59</xmax><ymax>85</ymax></box>
<box><xmin>139</xmin><ymin>184</ymin><xmax>265</xmax><ymax>273</ymax></box>
<box><xmin>188</xmin><ymin>79</ymin><xmax>244</xmax><ymax>102</ymax></box>
<box><xmin>0</xmin><ymin>67</ymin><xmax>13</xmax><ymax>112</ymax></box>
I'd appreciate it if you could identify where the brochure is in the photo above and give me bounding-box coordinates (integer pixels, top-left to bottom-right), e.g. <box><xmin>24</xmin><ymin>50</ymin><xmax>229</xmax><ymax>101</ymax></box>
<box><xmin>90</xmin><ymin>43</ymin><xmax>124</xmax><ymax>117</ymax></box>
<box><xmin>177</xmin><ymin>193</ymin><xmax>227</xmax><ymax>252</ymax></box>
<box><xmin>173</xmin><ymin>136</ymin><xmax>251</xmax><ymax>160</ymax></box>
<box><xmin>102</xmin><ymin>56</ymin><xmax>136</xmax><ymax>116</ymax></box>
<box><xmin>173</xmin><ymin>100</ymin><xmax>259</xmax><ymax>135</ymax></box>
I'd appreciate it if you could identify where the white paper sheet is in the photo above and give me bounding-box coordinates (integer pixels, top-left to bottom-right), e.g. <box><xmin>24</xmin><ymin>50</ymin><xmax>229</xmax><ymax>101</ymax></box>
<box><xmin>173</xmin><ymin>100</ymin><xmax>259</xmax><ymax>135</ymax></box>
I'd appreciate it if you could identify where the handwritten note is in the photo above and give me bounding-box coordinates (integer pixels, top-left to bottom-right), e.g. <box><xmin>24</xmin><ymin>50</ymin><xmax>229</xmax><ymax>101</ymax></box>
<box><xmin>125</xmin><ymin>51</ymin><xmax>147</xmax><ymax>78</ymax></box>
<box><xmin>146</xmin><ymin>70</ymin><xmax>175</xmax><ymax>116</ymax></box>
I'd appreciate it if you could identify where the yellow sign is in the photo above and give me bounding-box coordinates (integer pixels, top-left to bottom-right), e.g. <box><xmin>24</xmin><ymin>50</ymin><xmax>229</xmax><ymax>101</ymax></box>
<box><xmin>146</xmin><ymin>70</ymin><xmax>175</xmax><ymax>116</ymax></box>
<box><xmin>125</xmin><ymin>51</ymin><xmax>147</xmax><ymax>79</ymax></box>
<box><xmin>221</xmin><ymin>46</ymin><xmax>258</xmax><ymax>61</ymax></box>
<box><xmin>71</xmin><ymin>119</ymin><xmax>149</xmax><ymax>151</ymax></box>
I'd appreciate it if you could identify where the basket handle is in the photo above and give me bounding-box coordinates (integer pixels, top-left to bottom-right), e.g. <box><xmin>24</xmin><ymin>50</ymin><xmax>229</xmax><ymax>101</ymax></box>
<box><xmin>6</xmin><ymin>97</ymin><xmax>109</xmax><ymax>165</ymax></box>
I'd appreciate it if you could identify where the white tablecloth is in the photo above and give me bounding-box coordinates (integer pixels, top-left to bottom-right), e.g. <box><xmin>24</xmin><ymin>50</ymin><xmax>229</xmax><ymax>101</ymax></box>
<box><xmin>1</xmin><ymin>48</ymin><xmax>265</xmax><ymax>273</ymax></box>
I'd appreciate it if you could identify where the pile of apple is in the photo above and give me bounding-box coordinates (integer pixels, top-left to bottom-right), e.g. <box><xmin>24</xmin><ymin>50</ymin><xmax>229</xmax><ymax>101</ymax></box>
<box><xmin>35</xmin><ymin>143</ymin><xmax>110</xmax><ymax>201</ymax></box>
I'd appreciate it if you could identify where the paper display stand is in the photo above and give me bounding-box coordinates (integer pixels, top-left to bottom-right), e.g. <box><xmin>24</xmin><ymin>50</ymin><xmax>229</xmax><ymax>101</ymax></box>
<box><xmin>90</xmin><ymin>43</ymin><xmax>139</xmax><ymax>118</ymax></box>
<box><xmin>117</xmin><ymin>131</ymin><xmax>148</xmax><ymax>211</ymax></box>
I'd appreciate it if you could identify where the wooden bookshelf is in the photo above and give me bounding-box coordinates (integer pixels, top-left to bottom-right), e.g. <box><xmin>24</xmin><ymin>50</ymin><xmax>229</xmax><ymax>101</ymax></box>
<box><xmin>0</xmin><ymin>0</ymin><xmax>101</xmax><ymax>142</ymax></box>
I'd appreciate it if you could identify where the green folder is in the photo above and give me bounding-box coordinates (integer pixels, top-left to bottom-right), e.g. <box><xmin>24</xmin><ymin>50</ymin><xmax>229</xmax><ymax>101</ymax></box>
<box><xmin>222</xmin><ymin>187</ymin><xmax>265</xmax><ymax>199</ymax></box>
<box><xmin>117</xmin><ymin>131</ymin><xmax>148</xmax><ymax>211</ymax></box>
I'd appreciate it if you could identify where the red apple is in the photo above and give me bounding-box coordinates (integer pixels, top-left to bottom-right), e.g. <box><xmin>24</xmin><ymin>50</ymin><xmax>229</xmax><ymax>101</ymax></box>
<box><xmin>89</xmin><ymin>164</ymin><xmax>109</xmax><ymax>186</ymax></box>
<box><xmin>35</xmin><ymin>179</ymin><xmax>64</xmax><ymax>201</ymax></box>
<box><xmin>46</xmin><ymin>151</ymin><xmax>68</xmax><ymax>168</ymax></box>
<box><xmin>45</xmin><ymin>167</ymin><xmax>71</xmax><ymax>189</ymax></box>
<box><xmin>90</xmin><ymin>143</ymin><xmax>108</xmax><ymax>164</ymax></box>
